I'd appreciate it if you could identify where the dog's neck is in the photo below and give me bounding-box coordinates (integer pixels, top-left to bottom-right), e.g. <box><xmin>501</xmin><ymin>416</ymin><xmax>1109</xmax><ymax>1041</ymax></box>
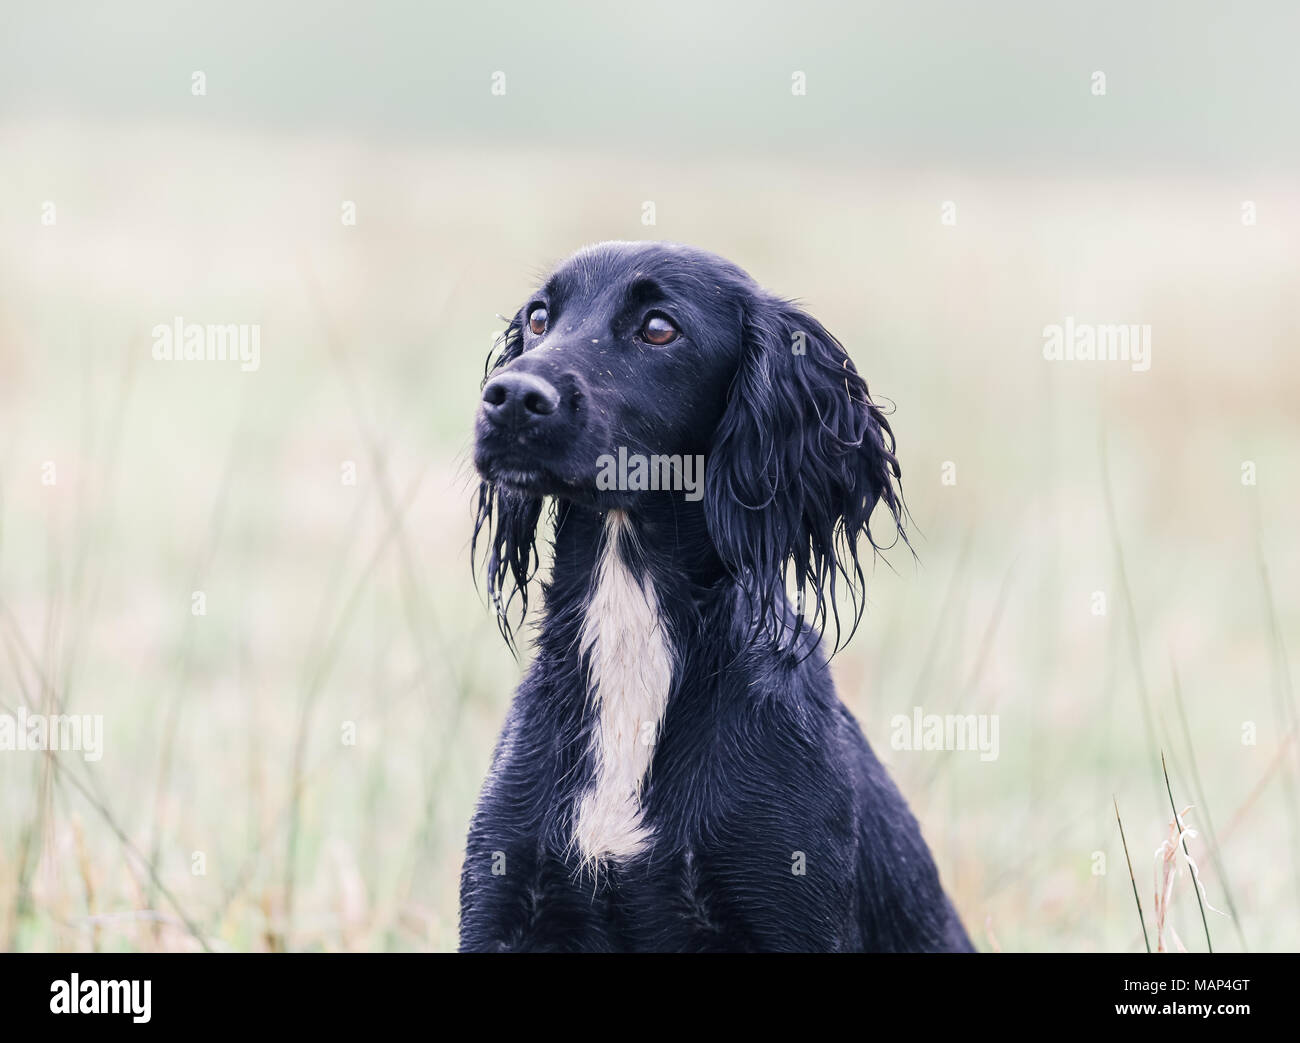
<box><xmin>539</xmin><ymin>502</ymin><xmax>715</xmax><ymax>869</ymax></box>
<box><xmin>550</xmin><ymin>495</ymin><xmax>725</xmax><ymax>595</ymax></box>
<box><xmin>567</xmin><ymin>510</ymin><xmax>671</xmax><ymax>867</ymax></box>
<box><xmin>534</xmin><ymin>499</ymin><xmax>735</xmax><ymax>869</ymax></box>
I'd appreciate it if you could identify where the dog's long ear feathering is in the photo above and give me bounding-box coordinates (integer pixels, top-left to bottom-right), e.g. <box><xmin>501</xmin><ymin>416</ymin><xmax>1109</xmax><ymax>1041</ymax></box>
<box><xmin>472</xmin><ymin>314</ymin><xmax>543</xmax><ymax>649</ymax></box>
<box><xmin>704</xmin><ymin>295</ymin><xmax>908</xmax><ymax>653</ymax></box>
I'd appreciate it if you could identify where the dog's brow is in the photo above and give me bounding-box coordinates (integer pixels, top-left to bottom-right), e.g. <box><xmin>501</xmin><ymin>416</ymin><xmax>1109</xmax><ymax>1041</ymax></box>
<box><xmin>626</xmin><ymin>276</ymin><xmax>665</xmax><ymax>304</ymax></box>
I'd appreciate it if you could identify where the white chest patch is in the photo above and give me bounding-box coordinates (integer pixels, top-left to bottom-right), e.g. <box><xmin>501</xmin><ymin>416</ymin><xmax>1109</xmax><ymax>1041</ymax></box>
<box><xmin>573</xmin><ymin>511</ymin><xmax>673</xmax><ymax>868</ymax></box>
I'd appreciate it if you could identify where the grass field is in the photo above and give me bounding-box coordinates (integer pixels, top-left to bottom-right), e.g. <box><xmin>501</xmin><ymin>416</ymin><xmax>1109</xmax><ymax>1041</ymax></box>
<box><xmin>1</xmin><ymin>114</ymin><xmax>1297</xmax><ymax>952</ymax></box>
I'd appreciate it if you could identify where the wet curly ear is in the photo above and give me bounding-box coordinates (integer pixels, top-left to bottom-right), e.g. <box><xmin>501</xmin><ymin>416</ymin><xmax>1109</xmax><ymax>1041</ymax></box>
<box><xmin>472</xmin><ymin>313</ymin><xmax>541</xmax><ymax>649</ymax></box>
<box><xmin>483</xmin><ymin>312</ymin><xmax>524</xmax><ymax>378</ymax></box>
<box><xmin>704</xmin><ymin>297</ymin><xmax>906</xmax><ymax>652</ymax></box>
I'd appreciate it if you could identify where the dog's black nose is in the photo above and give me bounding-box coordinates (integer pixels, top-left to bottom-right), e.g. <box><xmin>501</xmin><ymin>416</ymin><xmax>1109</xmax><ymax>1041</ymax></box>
<box><xmin>481</xmin><ymin>371</ymin><xmax>561</xmax><ymax>426</ymax></box>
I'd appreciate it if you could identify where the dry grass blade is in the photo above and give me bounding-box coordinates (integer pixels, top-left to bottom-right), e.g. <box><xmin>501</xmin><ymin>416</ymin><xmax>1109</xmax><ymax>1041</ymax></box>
<box><xmin>1220</xmin><ymin>725</ymin><xmax>1299</xmax><ymax>847</ymax></box>
<box><xmin>1169</xmin><ymin>663</ymin><xmax>1247</xmax><ymax>950</ymax></box>
<box><xmin>1100</xmin><ymin>435</ymin><xmax>1163</xmax><ymax>809</ymax></box>
<box><xmin>1160</xmin><ymin>751</ymin><xmax>1212</xmax><ymax>953</ymax></box>
<box><xmin>1255</xmin><ymin>539</ymin><xmax>1300</xmax><ymax>914</ymax></box>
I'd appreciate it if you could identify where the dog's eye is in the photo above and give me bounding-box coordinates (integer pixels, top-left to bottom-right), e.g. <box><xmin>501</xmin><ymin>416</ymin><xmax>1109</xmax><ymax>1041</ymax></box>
<box><xmin>640</xmin><ymin>314</ymin><xmax>678</xmax><ymax>345</ymax></box>
<box><xmin>528</xmin><ymin>307</ymin><xmax>548</xmax><ymax>336</ymax></box>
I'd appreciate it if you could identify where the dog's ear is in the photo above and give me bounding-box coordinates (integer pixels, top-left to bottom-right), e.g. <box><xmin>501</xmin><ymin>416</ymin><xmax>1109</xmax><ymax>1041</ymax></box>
<box><xmin>473</xmin><ymin>312</ymin><xmax>543</xmax><ymax>648</ymax></box>
<box><xmin>484</xmin><ymin>311</ymin><xmax>524</xmax><ymax>376</ymax></box>
<box><xmin>704</xmin><ymin>295</ymin><xmax>906</xmax><ymax>651</ymax></box>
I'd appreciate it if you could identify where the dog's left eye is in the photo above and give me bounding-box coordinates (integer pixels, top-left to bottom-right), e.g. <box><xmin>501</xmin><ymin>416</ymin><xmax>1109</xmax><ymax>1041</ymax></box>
<box><xmin>640</xmin><ymin>314</ymin><xmax>679</xmax><ymax>345</ymax></box>
<box><xmin>528</xmin><ymin>307</ymin><xmax>548</xmax><ymax>336</ymax></box>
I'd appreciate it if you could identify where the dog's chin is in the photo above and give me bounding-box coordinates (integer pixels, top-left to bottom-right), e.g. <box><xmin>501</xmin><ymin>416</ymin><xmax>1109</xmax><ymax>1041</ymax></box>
<box><xmin>482</xmin><ymin>466</ymin><xmax>554</xmax><ymax>499</ymax></box>
<box><xmin>477</xmin><ymin>460</ymin><xmax>575</xmax><ymax>499</ymax></box>
<box><xmin>477</xmin><ymin>462</ymin><xmax>623</xmax><ymax>509</ymax></box>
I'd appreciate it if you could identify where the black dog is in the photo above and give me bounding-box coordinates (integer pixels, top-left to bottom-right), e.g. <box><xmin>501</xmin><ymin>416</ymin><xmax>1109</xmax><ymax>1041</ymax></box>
<box><xmin>462</xmin><ymin>241</ymin><xmax>972</xmax><ymax>952</ymax></box>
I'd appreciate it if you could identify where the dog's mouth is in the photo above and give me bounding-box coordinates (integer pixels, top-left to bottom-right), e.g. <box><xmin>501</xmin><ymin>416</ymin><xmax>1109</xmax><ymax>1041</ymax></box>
<box><xmin>486</xmin><ymin>466</ymin><xmax>551</xmax><ymax>497</ymax></box>
<box><xmin>477</xmin><ymin>454</ymin><xmax>591</xmax><ymax>500</ymax></box>
<box><xmin>479</xmin><ymin>457</ymin><xmax>624</xmax><ymax>508</ymax></box>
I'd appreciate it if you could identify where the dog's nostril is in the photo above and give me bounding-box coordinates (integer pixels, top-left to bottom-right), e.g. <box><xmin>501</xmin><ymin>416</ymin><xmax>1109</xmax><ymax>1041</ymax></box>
<box><xmin>483</xmin><ymin>382</ymin><xmax>508</xmax><ymax>407</ymax></box>
<box><xmin>523</xmin><ymin>389</ymin><xmax>556</xmax><ymax>416</ymax></box>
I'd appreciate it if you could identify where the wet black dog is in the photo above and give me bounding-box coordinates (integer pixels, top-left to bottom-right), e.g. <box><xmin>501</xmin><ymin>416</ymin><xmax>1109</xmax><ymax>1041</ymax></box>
<box><xmin>462</xmin><ymin>241</ymin><xmax>972</xmax><ymax>952</ymax></box>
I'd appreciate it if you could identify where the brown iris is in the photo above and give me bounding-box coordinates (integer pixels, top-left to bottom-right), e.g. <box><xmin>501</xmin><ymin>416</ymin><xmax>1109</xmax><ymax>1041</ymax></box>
<box><xmin>641</xmin><ymin>314</ymin><xmax>678</xmax><ymax>345</ymax></box>
<box><xmin>528</xmin><ymin>307</ymin><xmax>548</xmax><ymax>336</ymax></box>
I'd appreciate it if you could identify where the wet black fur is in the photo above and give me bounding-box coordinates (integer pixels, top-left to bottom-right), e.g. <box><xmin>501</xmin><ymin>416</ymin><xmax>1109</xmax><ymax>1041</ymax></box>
<box><xmin>462</xmin><ymin>241</ymin><xmax>973</xmax><ymax>952</ymax></box>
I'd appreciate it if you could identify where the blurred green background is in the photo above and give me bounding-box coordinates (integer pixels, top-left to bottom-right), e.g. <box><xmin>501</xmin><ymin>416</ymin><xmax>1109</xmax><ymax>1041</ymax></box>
<box><xmin>1</xmin><ymin>1</ymin><xmax>1297</xmax><ymax>951</ymax></box>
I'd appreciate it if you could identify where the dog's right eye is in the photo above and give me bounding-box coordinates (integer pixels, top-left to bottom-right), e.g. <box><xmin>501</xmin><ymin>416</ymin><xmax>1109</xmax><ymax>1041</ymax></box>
<box><xmin>640</xmin><ymin>314</ymin><xmax>679</xmax><ymax>345</ymax></box>
<box><xmin>528</xmin><ymin>307</ymin><xmax>548</xmax><ymax>336</ymax></box>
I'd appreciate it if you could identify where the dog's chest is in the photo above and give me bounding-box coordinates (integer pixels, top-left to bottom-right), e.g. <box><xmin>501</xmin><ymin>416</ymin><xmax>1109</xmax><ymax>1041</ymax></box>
<box><xmin>572</xmin><ymin>512</ymin><xmax>673</xmax><ymax>868</ymax></box>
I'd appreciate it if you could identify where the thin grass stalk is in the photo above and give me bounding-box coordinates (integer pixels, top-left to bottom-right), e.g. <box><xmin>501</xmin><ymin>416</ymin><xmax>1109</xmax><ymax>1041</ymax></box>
<box><xmin>1114</xmin><ymin>796</ymin><xmax>1151</xmax><ymax>952</ymax></box>
<box><xmin>1161</xmin><ymin>751</ymin><xmax>1212</xmax><ymax>953</ymax></box>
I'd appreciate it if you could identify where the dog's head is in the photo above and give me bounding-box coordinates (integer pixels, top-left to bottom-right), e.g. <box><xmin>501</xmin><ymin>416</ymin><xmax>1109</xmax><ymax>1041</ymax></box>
<box><xmin>473</xmin><ymin>241</ymin><xmax>905</xmax><ymax>647</ymax></box>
